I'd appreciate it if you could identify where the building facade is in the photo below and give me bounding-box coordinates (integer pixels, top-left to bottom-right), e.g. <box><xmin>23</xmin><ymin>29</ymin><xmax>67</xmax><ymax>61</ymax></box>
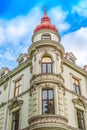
<box><xmin>0</xmin><ymin>11</ymin><xmax>87</xmax><ymax>130</ymax></box>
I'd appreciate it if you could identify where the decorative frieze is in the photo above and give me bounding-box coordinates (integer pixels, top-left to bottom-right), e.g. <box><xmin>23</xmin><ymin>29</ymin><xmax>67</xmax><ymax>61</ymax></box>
<box><xmin>30</xmin><ymin>73</ymin><xmax>64</xmax><ymax>88</ymax></box>
<box><xmin>29</xmin><ymin>115</ymin><xmax>68</xmax><ymax>130</ymax></box>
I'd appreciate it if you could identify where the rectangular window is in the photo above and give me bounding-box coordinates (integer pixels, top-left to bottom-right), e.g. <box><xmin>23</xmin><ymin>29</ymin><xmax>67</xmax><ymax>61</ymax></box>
<box><xmin>12</xmin><ymin>111</ymin><xmax>19</xmax><ymax>130</ymax></box>
<box><xmin>72</xmin><ymin>77</ymin><xmax>81</xmax><ymax>95</ymax></box>
<box><xmin>76</xmin><ymin>109</ymin><xmax>85</xmax><ymax>130</ymax></box>
<box><xmin>42</xmin><ymin>35</ymin><xmax>51</xmax><ymax>40</ymax></box>
<box><xmin>14</xmin><ymin>79</ymin><xmax>22</xmax><ymax>97</ymax></box>
<box><xmin>42</xmin><ymin>89</ymin><xmax>54</xmax><ymax>114</ymax></box>
<box><xmin>42</xmin><ymin>63</ymin><xmax>52</xmax><ymax>73</ymax></box>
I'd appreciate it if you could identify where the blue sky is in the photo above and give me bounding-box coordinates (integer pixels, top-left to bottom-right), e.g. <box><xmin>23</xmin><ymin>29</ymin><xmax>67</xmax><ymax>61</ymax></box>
<box><xmin>0</xmin><ymin>0</ymin><xmax>87</xmax><ymax>70</ymax></box>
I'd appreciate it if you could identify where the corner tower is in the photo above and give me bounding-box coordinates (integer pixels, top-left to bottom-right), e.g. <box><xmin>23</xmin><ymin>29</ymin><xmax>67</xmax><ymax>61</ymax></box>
<box><xmin>28</xmin><ymin>10</ymin><xmax>68</xmax><ymax>130</ymax></box>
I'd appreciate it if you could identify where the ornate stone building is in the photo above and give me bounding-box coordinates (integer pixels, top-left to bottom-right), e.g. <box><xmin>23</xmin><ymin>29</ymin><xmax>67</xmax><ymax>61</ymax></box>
<box><xmin>0</xmin><ymin>11</ymin><xmax>87</xmax><ymax>130</ymax></box>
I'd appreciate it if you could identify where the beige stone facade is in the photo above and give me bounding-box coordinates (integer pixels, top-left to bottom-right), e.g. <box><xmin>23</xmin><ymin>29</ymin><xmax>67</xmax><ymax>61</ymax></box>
<box><xmin>0</xmin><ymin>12</ymin><xmax>87</xmax><ymax>130</ymax></box>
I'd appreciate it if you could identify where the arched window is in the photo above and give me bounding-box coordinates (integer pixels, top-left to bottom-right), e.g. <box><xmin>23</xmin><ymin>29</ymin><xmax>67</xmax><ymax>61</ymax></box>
<box><xmin>41</xmin><ymin>56</ymin><xmax>52</xmax><ymax>73</ymax></box>
<box><xmin>41</xmin><ymin>34</ymin><xmax>51</xmax><ymax>40</ymax></box>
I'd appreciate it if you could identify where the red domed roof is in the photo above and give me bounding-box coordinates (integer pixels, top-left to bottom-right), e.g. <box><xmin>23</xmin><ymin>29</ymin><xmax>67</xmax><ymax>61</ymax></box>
<box><xmin>34</xmin><ymin>11</ymin><xmax>58</xmax><ymax>33</ymax></box>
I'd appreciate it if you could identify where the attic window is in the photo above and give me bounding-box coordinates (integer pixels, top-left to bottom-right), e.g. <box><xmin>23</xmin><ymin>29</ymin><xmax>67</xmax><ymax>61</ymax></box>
<box><xmin>41</xmin><ymin>34</ymin><xmax>51</xmax><ymax>40</ymax></box>
<box><xmin>69</xmin><ymin>57</ymin><xmax>74</xmax><ymax>63</ymax></box>
<box><xmin>19</xmin><ymin>58</ymin><xmax>24</xmax><ymax>64</ymax></box>
<box><xmin>1</xmin><ymin>72</ymin><xmax>5</xmax><ymax>78</ymax></box>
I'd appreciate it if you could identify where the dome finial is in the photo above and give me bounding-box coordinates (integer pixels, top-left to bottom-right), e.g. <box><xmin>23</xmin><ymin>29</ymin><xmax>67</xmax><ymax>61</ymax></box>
<box><xmin>44</xmin><ymin>6</ymin><xmax>47</xmax><ymax>15</ymax></box>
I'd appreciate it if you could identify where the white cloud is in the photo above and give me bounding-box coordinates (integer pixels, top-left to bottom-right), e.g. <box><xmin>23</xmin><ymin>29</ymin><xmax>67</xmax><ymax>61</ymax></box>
<box><xmin>0</xmin><ymin>7</ymin><xmax>42</xmax><ymax>46</ymax></box>
<box><xmin>0</xmin><ymin>6</ymin><xmax>69</xmax><ymax>46</ymax></box>
<box><xmin>49</xmin><ymin>6</ymin><xmax>70</xmax><ymax>32</ymax></box>
<box><xmin>72</xmin><ymin>0</ymin><xmax>87</xmax><ymax>17</ymax></box>
<box><xmin>61</xmin><ymin>27</ymin><xmax>87</xmax><ymax>67</ymax></box>
<box><xmin>0</xmin><ymin>6</ymin><xmax>70</xmax><ymax>69</ymax></box>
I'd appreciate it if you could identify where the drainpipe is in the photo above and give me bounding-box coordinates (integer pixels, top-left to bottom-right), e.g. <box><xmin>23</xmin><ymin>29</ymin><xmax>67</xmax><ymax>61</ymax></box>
<box><xmin>4</xmin><ymin>75</ymin><xmax>11</xmax><ymax>130</ymax></box>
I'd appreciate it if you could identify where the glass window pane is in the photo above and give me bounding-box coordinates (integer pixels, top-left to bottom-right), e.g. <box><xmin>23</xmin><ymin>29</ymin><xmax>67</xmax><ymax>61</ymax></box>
<box><xmin>76</xmin><ymin>86</ymin><xmax>81</xmax><ymax>95</ymax></box>
<box><xmin>73</xmin><ymin>84</ymin><xmax>76</xmax><ymax>93</ymax></box>
<box><xmin>42</xmin><ymin>35</ymin><xmax>51</xmax><ymax>40</ymax></box>
<box><xmin>81</xmin><ymin>119</ymin><xmax>85</xmax><ymax>130</ymax></box>
<box><xmin>12</xmin><ymin>122</ymin><xmax>15</xmax><ymax>130</ymax></box>
<box><xmin>12</xmin><ymin>111</ymin><xmax>19</xmax><ymax>130</ymax></box>
<box><xmin>19</xmin><ymin>86</ymin><xmax>21</xmax><ymax>95</ymax></box>
<box><xmin>48</xmin><ymin>100</ymin><xmax>54</xmax><ymax>114</ymax></box>
<box><xmin>15</xmin><ymin>88</ymin><xmax>18</xmax><ymax>96</ymax></box>
<box><xmin>76</xmin><ymin>80</ymin><xmax>79</xmax><ymax>85</ymax></box>
<box><xmin>48</xmin><ymin>90</ymin><xmax>53</xmax><ymax>99</ymax></box>
<box><xmin>43</xmin><ymin>90</ymin><xmax>47</xmax><ymax>99</ymax></box>
<box><xmin>42</xmin><ymin>64</ymin><xmax>46</xmax><ymax>73</ymax></box>
<box><xmin>77</xmin><ymin>110</ymin><xmax>85</xmax><ymax>130</ymax></box>
<box><xmin>47</xmin><ymin>63</ymin><xmax>52</xmax><ymax>73</ymax></box>
<box><xmin>15</xmin><ymin>120</ymin><xmax>19</xmax><ymax>130</ymax></box>
<box><xmin>43</xmin><ymin>101</ymin><xmax>48</xmax><ymax>114</ymax></box>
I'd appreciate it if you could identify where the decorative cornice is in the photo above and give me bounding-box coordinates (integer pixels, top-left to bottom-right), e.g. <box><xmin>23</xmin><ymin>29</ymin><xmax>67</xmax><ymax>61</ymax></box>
<box><xmin>28</xmin><ymin>40</ymin><xmax>65</xmax><ymax>58</ymax></box>
<box><xmin>63</xmin><ymin>58</ymin><xmax>87</xmax><ymax>76</ymax></box>
<box><xmin>29</xmin><ymin>115</ymin><xmax>68</xmax><ymax>130</ymax></box>
<box><xmin>30</xmin><ymin>73</ymin><xmax>64</xmax><ymax>87</ymax></box>
<box><xmin>0</xmin><ymin>59</ymin><xmax>31</xmax><ymax>85</ymax></box>
<box><xmin>8</xmin><ymin>98</ymin><xmax>23</xmax><ymax>110</ymax></box>
<box><xmin>72</xmin><ymin>97</ymin><xmax>87</xmax><ymax>108</ymax></box>
<box><xmin>32</xmin><ymin>29</ymin><xmax>61</xmax><ymax>43</ymax></box>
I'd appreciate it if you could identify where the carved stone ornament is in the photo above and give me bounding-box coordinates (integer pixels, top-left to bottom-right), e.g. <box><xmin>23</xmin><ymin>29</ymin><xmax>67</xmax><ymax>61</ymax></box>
<box><xmin>8</xmin><ymin>98</ymin><xmax>23</xmax><ymax>110</ymax></box>
<box><xmin>29</xmin><ymin>85</ymin><xmax>36</xmax><ymax>96</ymax></box>
<box><xmin>72</xmin><ymin>98</ymin><xmax>87</xmax><ymax>108</ymax></box>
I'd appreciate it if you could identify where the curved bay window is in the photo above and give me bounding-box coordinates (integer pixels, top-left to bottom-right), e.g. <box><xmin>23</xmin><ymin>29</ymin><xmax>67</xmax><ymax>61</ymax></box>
<box><xmin>42</xmin><ymin>89</ymin><xmax>54</xmax><ymax>114</ymax></box>
<box><xmin>41</xmin><ymin>34</ymin><xmax>51</xmax><ymax>40</ymax></box>
<box><xmin>41</xmin><ymin>56</ymin><xmax>52</xmax><ymax>73</ymax></box>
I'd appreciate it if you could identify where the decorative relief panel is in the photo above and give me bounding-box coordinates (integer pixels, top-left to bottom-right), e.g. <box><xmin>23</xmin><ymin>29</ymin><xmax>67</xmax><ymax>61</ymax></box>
<box><xmin>29</xmin><ymin>115</ymin><xmax>68</xmax><ymax>130</ymax></box>
<box><xmin>8</xmin><ymin>98</ymin><xmax>23</xmax><ymax>114</ymax></box>
<box><xmin>30</xmin><ymin>74</ymin><xmax>64</xmax><ymax>88</ymax></box>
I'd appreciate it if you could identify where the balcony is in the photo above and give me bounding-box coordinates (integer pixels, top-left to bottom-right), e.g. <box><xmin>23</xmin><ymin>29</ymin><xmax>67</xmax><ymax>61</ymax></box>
<box><xmin>29</xmin><ymin>115</ymin><xmax>68</xmax><ymax>130</ymax></box>
<box><xmin>30</xmin><ymin>73</ymin><xmax>64</xmax><ymax>87</ymax></box>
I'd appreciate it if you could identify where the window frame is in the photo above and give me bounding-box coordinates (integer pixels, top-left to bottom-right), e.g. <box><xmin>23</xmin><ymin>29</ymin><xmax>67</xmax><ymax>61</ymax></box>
<box><xmin>14</xmin><ymin>78</ymin><xmax>22</xmax><ymax>97</ymax></box>
<box><xmin>41</xmin><ymin>34</ymin><xmax>51</xmax><ymax>41</ymax></box>
<box><xmin>41</xmin><ymin>56</ymin><xmax>53</xmax><ymax>74</ymax></box>
<box><xmin>12</xmin><ymin>110</ymin><xmax>19</xmax><ymax>130</ymax></box>
<box><xmin>76</xmin><ymin>109</ymin><xmax>85</xmax><ymax>130</ymax></box>
<box><xmin>42</xmin><ymin>89</ymin><xmax>54</xmax><ymax>114</ymax></box>
<box><xmin>72</xmin><ymin>77</ymin><xmax>81</xmax><ymax>95</ymax></box>
<box><xmin>41</xmin><ymin>62</ymin><xmax>52</xmax><ymax>73</ymax></box>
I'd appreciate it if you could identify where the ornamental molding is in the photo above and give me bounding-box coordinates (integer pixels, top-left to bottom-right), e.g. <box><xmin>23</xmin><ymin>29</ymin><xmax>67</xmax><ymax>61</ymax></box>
<box><xmin>30</xmin><ymin>46</ymin><xmax>60</xmax><ymax>62</ymax></box>
<box><xmin>8</xmin><ymin>98</ymin><xmax>23</xmax><ymax>110</ymax></box>
<box><xmin>30</xmin><ymin>73</ymin><xmax>64</xmax><ymax>88</ymax></box>
<box><xmin>32</xmin><ymin>29</ymin><xmax>60</xmax><ymax>42</ymax></box>
<box><xmin>72</xmin><ymin>97</ymin><xmax>87</xmax><ymax>108</ymax></box>
<box><xmin>63</xmin><ymin>58</ymin><xmax>86</xmax><ymax>76</ymax></box>
<box><xmin>28</xmin><ymin>41</ymin><xmax>65</xmax><ymax>58</ymax></box>
<box><xmin>28</xmin><ymin>115</ymin><xmax>68</xmax><ymax>130</ymax></box>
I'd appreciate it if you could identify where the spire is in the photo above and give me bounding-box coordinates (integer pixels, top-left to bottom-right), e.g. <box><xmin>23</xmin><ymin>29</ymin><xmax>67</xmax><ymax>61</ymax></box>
<box><xmin>34</xmin><ymin>9</ymin><xmax>58</xmax><ymax>33</ymax></box>
<box><xmin>44</xmin><ymin>6</ymin><xmax>47</xmax><ymax>15</ymax></box>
